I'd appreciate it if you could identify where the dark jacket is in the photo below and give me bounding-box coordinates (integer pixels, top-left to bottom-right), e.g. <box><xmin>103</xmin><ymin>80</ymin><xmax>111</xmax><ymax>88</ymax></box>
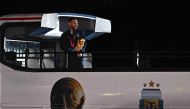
<box><xmin>60</xmin><ymin>30</ymin><xmax>86</xmax><ymax>52</ymax></box>
<box><xmin>59</xmin><ymin>30</ymin><xmax>86</xmax><ymax>69</ymax></box>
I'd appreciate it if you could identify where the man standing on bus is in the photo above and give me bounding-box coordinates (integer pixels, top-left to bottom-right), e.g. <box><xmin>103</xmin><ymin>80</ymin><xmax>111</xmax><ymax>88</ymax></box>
<box><xmin>59</xmin><ymin>17</ymin><xmax>86</xmax><ymax>69</ymax></box>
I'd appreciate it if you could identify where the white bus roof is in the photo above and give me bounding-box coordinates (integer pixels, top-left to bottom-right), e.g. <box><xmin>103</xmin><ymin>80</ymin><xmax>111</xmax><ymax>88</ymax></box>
<box><xmin>0</xmin><ymin>13</ymin><xmax>111</xmax><ymax>39</ymax></box>
<box><xmin>41</xmin><ymin>13</ymin><xmax>111</xmax><ymax>33</ymax></box>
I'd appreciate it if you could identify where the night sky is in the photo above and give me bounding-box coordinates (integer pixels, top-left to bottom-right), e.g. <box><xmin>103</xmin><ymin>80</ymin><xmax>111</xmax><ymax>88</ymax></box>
<box><xmin>1</xmin><ymin>0</ymin><xmax>187</xmax><ymax>50</ymax></box>
<box><xmin>0</xmin><ymin>0</ymin><xmax>137</xmax><ymax>51</ymax></box>
<box><xmin>0</xmin><ymin>1</ymin><xmax>188</xmax><ymax>49</ymax></box>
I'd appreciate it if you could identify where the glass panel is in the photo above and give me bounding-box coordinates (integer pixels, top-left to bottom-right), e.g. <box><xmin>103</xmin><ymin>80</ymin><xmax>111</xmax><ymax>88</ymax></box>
<box><xmin>4</xmin><ymin>39</ymin><xmax>40</xmax><ymax>67</ymax></box>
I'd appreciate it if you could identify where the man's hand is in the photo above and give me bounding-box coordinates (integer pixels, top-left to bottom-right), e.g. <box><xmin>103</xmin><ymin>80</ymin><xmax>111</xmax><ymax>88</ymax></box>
<box><xmin>73</xmin><ymin>46</ymin><xmax>82</xmax><ymax>57</ymax></box>
<box><xmin>74</xmin><ymin>42</ymin><xmax>85</xmax><ymax>52</ymax></box>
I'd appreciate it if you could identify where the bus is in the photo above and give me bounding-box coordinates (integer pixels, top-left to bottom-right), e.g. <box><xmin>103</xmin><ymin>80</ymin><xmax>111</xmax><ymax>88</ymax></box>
<box><xmin>0</xmin><ymin>13</ymin><xmax>190</xmax><ymax>109</ymax></box>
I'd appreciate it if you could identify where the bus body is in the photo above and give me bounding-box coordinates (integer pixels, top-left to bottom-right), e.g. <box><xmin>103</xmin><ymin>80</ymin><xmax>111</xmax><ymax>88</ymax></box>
<box><xmin>0</xmin><ymin>13</ymin><xmax>190</xmax><ymax>109</ymax></box>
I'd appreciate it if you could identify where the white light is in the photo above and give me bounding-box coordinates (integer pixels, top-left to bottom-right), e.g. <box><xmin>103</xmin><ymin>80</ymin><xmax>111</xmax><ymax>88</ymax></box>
<box><xmin>16</xmin><ymin>59</ymin><xmax>25</xmax><ymax>61</ymax></box>
<box><xmin>137</xmin><ymin>51</ymin><xmax>139</xmax><ymax>67</ymax></box>
<box><xmin>101</xmin><ymin>92</ymin><xmax>124</xmax><ymax>96</ymax></box>
<box><xmin>59</xmin><ymin>15</ymin><xmax>96</xmax><ymax>20</ymax></box>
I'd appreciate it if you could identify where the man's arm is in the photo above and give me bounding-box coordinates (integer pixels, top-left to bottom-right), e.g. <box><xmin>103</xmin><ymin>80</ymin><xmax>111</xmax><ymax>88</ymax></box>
<box><xmin>60</xmin><ymin>33</ymin><xmax>67</xmax><ymax>51</ymax></box>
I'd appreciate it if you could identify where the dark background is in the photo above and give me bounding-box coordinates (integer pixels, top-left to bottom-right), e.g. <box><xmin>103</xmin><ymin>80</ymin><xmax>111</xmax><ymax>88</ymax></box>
<box><xmin>0</xmin><ymin>0</ymin><xmax>137</xmax><ymax>50</ymax></box>
<box><xmin>0</xmin><ymin>0</ymin><xmax>189</xmax><ymax>70</ymax></box>
<box><xmin>0</xmin><ymin>0</ymin><xmax>188</xmax><ymax>51</ymax></box>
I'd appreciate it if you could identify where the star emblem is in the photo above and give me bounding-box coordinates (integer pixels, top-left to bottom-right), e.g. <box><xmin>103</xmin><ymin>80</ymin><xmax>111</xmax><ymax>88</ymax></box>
<box><xmin>144</xmin><ymin>83</ymin><xmax>147</xmax><ymax>87</ymax></box>
<box><xmin>156</xmin><ymin>83</ymin><xmax>160</xmax><ymax>87</ymax></box>
<box><xmin>149</xmin><ymin>80</ymin><xmax>155</xmax><ymax>87</ymax></box>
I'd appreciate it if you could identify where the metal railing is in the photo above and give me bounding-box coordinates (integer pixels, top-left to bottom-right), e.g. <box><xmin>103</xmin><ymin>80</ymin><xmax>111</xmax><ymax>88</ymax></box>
<box><xmin>4</xmin><ymin>50</ymin><xmax>190</xmax><ymax>71</ymax></box>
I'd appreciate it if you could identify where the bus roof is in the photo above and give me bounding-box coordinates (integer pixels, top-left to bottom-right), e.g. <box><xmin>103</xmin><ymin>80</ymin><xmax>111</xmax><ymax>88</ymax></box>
<box><xmin>0</xmin><ymin>13</ymin><xmax>96</xmax><ymax>25</ymax></box>
<box><xmin>0</xmin><ymin>13</ymin><xmax>96</xmax><ymax>20</ymax></box>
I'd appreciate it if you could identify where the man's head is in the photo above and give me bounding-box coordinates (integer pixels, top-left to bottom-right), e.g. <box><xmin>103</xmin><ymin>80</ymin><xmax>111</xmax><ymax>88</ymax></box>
<box><xmin>68</xmin><ymin>17</ymin><xmax>78</xmax><ymax>31</ymax></box>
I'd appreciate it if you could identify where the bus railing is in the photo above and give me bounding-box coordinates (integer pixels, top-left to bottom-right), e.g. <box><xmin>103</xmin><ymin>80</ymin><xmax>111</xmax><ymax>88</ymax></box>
<box><xmin>3</xmin><ymin>50</ymin><xmax>190</xmax><ymax>71</ymax></box>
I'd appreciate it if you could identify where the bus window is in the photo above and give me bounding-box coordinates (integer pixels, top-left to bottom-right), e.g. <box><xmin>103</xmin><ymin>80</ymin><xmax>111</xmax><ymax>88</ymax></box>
<box><xmin>3</xmin><ymin>22</ymin><xmax>190</xmax><ymax>72</ymax></box>
<box><xmin>1</xmin><ymin>21</ymin><xmax>95</xmax><ymax>71</ymax></box>
<box><xmin>5</xmin><ymin>39</ymin><xmax>40</xmax><ymax>67</ymax></box>
<box><xmin>1</xmin><ymin>17</ymin><xmax>135</xmax><ymax>72</ymax></box>
<box><xmin>2</xmin><ymin>22</ymin><xmax>41</xmax><ymax>68</ymax></box>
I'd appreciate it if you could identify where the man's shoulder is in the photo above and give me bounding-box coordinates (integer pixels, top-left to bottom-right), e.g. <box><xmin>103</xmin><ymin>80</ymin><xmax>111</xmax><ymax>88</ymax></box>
<box><xmin>62</xmin><ymin>30</ymin><xmax>70</xmax><ymax>34</ymax></box>
<box><xmin>61</xmin><ymin>30</ymin><xmax>69</xmax><ymax>37</ymax></box>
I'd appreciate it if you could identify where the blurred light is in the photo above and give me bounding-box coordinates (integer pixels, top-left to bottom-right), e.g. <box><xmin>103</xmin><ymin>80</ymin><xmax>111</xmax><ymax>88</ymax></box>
<box><xmin>101</xmin><ymin>92</ymin><xmax>124</xmax><ymax>96</ymax></box>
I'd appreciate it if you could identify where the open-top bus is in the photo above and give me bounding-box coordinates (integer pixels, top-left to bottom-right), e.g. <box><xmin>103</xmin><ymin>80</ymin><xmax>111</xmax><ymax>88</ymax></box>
<box><xmin>0</xmin><ymin>13</ymin><xmax>190</xmax><ymax>109</ymax></box>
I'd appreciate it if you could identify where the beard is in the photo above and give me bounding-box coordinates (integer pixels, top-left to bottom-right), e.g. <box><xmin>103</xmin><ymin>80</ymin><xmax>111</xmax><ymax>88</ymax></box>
<box><xmin>71</xmin><ymin>26</ymin><xmax>78</xmax><ymax>32</ymax></box>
